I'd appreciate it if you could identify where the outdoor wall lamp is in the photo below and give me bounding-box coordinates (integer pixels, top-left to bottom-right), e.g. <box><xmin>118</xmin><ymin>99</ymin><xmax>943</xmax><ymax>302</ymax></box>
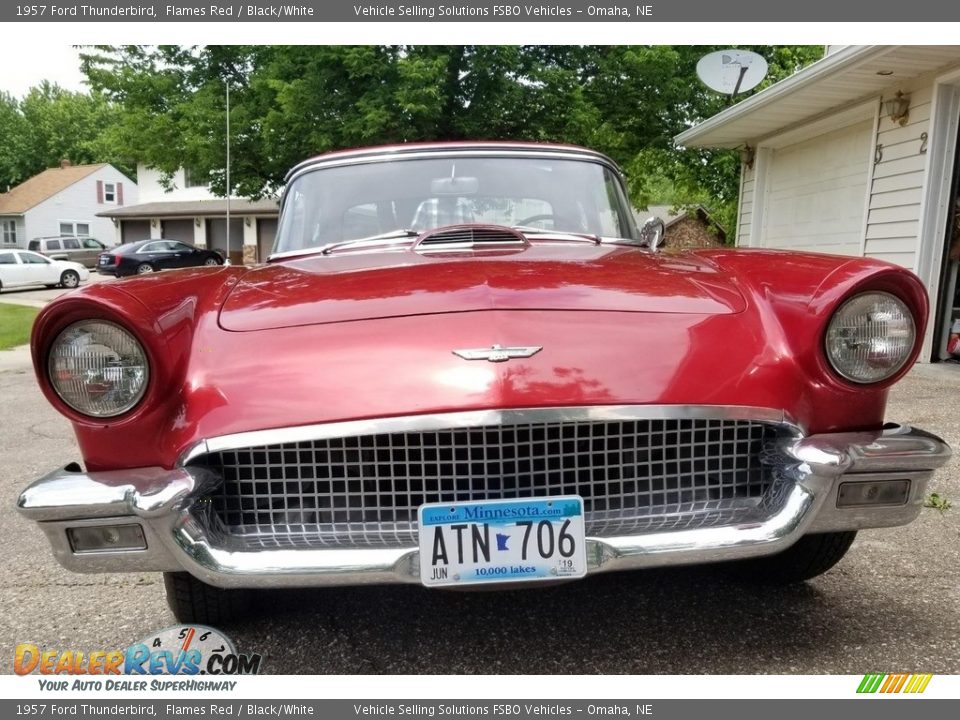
<box><xmin>740</xmin><ymin>144</ymin><xmax>755</xmax><ymax>170</ymax></box>
<box><xmin>151</xmin><ymin>219</ymin><xmax>158</xmax><ymax>228</ymax></box>
<box><xmin>885</xmin><ymin>91</ymin><xmax>910</xmax><ymax>126</ymax></box>
<box><xmin>195</xmin><ymin>218</ymin><xmax>201</xmax><ymax>227</ymax></box>
<box><xmin>244</xmin><ymin>217</ymin><xmax>252</xmax><ymax>227</ymax></box>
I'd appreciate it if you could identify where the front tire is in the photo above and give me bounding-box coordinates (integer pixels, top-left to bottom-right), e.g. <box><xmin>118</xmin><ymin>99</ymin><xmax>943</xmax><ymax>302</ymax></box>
<box><xmin>728</xmin><ymin>531</ymin><xmax>857</xmax><ymax>584</ymax></box>
<box><xmin>135</xmin><ymin>263</ymin><xmax>155</xmax><ymax>275</ymax></box>
<box><xmin>203</xmin><ymin>257</ymin><xmax>220</xmax><ymax>266</ymax></box>
<box><xmin>163</xmin><ymin>572</ymin><xmax>250</xmax><ymax>625</ymax></box>
<box><xmin>59</xmin><ymin>270</ymin><xmax>80</xmax><ymax>288</ymax></box>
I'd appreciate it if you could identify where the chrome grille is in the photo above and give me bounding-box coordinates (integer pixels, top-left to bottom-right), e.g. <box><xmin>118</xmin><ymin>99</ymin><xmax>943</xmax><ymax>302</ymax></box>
<box><xmin>192</xmin><ymin>417</ymin><xmax>782</xmax><ymax>548</ymax></box>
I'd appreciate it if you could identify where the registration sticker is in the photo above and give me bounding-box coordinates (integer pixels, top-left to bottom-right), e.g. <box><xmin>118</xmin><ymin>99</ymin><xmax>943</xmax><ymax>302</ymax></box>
<box><xmin>417</xmin><ymin>496</ymin><xmax>587</xmax><ymax>587</ymax></box>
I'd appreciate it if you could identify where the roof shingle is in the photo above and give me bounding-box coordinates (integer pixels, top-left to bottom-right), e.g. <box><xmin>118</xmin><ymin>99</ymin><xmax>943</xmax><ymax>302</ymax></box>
<box><xmin>0</xmin><ymin>164</ymin><xmax>108</xmax><ymax>215</ymax></box>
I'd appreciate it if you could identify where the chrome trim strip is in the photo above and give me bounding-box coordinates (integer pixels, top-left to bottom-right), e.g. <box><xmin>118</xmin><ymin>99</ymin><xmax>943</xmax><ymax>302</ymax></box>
<box><xmin>176</xmin><ymin>405</ymin><xmax>798</xmax><ymax>466</ymax></box>
<box><xmin>787</xmin><ymin>424</ymin><xmax>951</xmax><ymax>474</ymax></box>
<box><xmin>284</xmin><ymin>145</ymin><xmax>624</xmax><ymax>186</ymax></box>
<box><xmin>283</xmin><ymin>150</ymin><xmax>626</xmax><ymax>203</ymax></box>
<box><xmin>167</xmin><ymin>481</ymin><xmax>825</xmax><ymax>589</ymax></box>
<box><xmin>17</xmin><ymin>466</ymin><xmax>218</xmax><ymax>522</ymax></box>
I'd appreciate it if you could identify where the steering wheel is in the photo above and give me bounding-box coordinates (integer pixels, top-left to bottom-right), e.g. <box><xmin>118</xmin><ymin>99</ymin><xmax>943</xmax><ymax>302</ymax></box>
<box><xmin>515</xmin><ymin>213</ymin><xmax>557</xmax><ymax>227</ymax></box>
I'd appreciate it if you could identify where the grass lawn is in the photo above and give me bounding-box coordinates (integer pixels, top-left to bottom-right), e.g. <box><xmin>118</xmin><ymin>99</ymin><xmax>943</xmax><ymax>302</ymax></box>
<box><xmin>0</xmin><ymin>303</ymin><xmax>39</xmax><ymax>350</ymax></box>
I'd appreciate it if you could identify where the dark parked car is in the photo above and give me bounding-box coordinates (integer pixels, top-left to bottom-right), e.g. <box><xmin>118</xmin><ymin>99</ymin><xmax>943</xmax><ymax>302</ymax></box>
<box><xmin>97</xmin><ymin>239</ymin><xmax>224</xmax><ymax>276</ymax></box>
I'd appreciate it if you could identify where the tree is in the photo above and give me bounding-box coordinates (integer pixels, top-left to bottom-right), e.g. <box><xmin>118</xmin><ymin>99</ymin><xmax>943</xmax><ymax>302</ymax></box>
<box><xmin>78</xmin><ymin>45</ymin><xmax>823</xmax><ymax>237</ymax></box>
<box><xmin>0</xmin><ymin>91</ymin><xmax>28</xmax><ymax>191</ymax></box>
<box><xmin>0</xmin><ymin>83</ymin><xmax>134</xmax><ymax>191</ymax></box>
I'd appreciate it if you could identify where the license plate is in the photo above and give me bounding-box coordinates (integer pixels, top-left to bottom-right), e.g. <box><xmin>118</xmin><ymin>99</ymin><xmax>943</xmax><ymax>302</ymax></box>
<box><xmin>417</xmin><ymin>496</ymin><xmax>587</xmax><ymax>587</ymax></box>
<box><xmin>98</xmin><ymin>256</ymin><xmax>108</xmax><ymax>265</ymax></box>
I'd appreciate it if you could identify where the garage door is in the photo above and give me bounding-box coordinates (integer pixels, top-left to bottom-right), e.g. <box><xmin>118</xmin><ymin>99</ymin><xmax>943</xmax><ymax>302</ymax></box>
<box><xmin>764</xmin><ymin>120</ymin><xmax>872</xmax><ymax>256</ymax></box>
<box><xmin>257</xmin><ymin>218</ymin><xmax>278</xmax><ymax>261</ymax></box>
<box><xmin>206</xmin><ymin>218</ymin><xmax>245</xmax><ymax>265</ymax></box>
<box><xmin>121</xmin><ymin>220</ymin><xmax>151</xmax><ymax>244</ymax></box>
<box><xmin>161</xmin><ymin>219</ymin><xmax>195</xmax><ymax>244</ymax></box>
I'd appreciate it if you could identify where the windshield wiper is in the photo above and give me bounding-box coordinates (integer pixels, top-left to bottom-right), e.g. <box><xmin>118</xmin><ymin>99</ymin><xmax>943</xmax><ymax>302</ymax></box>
<box><xmin>511</xmin><ymin>226</ymin><xmax>602</xmax><ymax>245</ymax></box>
<box><xmin>321</xmin><ymin>229</ymin><xmax>420</xmax><ymax>255</ymax></box>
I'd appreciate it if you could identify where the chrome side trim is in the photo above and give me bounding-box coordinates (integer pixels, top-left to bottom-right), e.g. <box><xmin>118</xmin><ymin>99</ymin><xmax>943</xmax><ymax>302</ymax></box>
<box><xmin>787</xmin><ymin>424</ymin><xmax>951</xmax><ymax>474</ymax></box>
<box><xmin>17</xmin><ymin>465</ymin><xmax>219</xmax><ymax>522</ymax></box>
<box><xmin>177</xmin><ymin>404</ymin><xmax>797</xmax><ymax>466</ymax></box>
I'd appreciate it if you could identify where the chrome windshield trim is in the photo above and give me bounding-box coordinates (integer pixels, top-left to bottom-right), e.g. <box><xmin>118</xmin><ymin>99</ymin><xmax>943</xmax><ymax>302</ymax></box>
<box><xmin>284</xmin><ymin>144</ymin><xmax>624</xmax><ymax>184</ymax></box>
<box><xmin>177</xmin><ymin>405</ymin><xmax>799</xmax><ymax>467</ymax></box>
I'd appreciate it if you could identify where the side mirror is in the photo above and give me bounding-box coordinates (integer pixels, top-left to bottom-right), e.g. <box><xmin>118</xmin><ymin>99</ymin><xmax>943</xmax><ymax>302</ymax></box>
<box><xmin>639</xmin><ymin>217</ymin><xmax>665</xmax><ymax>251</ymax></box>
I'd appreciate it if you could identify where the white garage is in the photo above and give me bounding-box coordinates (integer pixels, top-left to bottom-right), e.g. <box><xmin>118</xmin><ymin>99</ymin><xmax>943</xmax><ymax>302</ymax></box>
<box><xmin>677</xmin><ymin>45</ymin><xmax>960</xmax><ymax>362</ymax></box>
<box><xmin>763</xmin><ymin>120</ymin><xmax>873</xmax><ymax>256</ymax></box>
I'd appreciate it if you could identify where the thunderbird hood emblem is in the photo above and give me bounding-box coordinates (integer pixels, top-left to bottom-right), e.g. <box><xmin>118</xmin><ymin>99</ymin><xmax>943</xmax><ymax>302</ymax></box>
<box><xmin>452</xmin><ymin>345</ymin><xmax>542</xmax><ymax>362</ymax></box>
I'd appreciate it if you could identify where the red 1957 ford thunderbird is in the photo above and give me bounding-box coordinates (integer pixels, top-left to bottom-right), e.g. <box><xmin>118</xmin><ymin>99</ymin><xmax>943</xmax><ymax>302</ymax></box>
<box><xmin>16</xmin><ymin>143</ymin><xmax>951</xmax><ymax>623</ymax></box>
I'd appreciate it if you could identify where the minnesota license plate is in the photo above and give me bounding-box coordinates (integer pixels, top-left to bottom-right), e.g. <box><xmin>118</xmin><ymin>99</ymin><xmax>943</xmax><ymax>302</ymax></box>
<box><xmin>417</xmin><ymin>496</ymin><xmax>587</xmax><ymax>587</ymax></box>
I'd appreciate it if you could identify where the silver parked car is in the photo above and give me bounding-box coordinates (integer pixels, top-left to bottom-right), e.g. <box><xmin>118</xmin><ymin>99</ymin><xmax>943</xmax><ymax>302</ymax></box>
<box><xmin>28</xmin><ymin>236</ymin><xmax>110</xmax><ymax>268</ymax></box>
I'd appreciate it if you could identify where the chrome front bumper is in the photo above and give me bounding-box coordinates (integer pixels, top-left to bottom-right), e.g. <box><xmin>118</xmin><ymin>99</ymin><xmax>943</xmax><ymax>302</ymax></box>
<box><xmin>16</xmin><ymin>423</ymin><xmax>950</xmax><ymax>589</ymax></box>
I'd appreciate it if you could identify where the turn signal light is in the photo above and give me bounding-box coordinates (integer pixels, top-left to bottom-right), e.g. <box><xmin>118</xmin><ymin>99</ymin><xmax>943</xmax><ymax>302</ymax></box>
<box><xmin>67</xmin><ymin>524</ymin><xmax>146</xmax><ymax>553</ymax></box>
<box><xmin>837</xmin><ymin>480</ymin><xmax>910</xmax><ymax>507</ymax></box>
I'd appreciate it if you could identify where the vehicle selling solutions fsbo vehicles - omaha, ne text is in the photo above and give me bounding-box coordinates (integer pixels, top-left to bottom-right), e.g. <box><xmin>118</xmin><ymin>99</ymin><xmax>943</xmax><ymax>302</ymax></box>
<box><xmin>16</xmin><ymin>143</ymin><xmax>951</xmax><ymax>623</ymax></box>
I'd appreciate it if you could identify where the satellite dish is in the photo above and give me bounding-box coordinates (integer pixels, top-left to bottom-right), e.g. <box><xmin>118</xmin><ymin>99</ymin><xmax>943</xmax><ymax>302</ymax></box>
<box><xmin>697</xmin><ymin>50</ymin><xmax>768</xmax><ymax>97</ymax></box>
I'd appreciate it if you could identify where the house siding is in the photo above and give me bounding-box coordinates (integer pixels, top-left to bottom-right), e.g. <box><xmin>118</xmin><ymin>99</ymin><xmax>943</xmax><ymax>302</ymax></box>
<box><xmin>736</xmin><ymin>165</ymin><xmax>755</xmax><ymax>246</ymax></box>
<box><xmin>738</xmin><ymin>78</ymin><xmax>948</xmax><ymax>271</ymax></box>
<box><xmin>137</xmin><ymin>165</ymin><xmax>218</xmax><ymax>203</ymax></box>
<box><xmin>25</xmin><ymin>166</ymin><xmax>137</xmax><ymax>246</ymax></box>
<box><xmin>863</xmin><ymin>84</ymin><xmax>934</xmax><ymax>270</ymax></box>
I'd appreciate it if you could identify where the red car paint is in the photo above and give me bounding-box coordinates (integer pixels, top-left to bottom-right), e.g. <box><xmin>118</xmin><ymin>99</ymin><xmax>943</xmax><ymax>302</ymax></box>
<box><xmin>30</xmin><ymin>239</ymin><xmax>928</xmax><ymax>474</ymax></box>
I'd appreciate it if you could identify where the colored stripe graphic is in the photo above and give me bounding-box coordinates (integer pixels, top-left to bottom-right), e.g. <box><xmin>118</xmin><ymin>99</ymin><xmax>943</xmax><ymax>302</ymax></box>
<box><xmin>857</xmin><ymin>673</ymin><xmax>933</xmax><ymax>694</ymax></box>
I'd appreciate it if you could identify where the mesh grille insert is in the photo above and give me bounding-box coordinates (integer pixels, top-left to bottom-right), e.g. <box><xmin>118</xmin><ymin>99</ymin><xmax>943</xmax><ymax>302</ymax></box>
<box><xmin>192</xmin><ymin>417</ymin><xmax>781</xmax><ymax>548</ymax></box>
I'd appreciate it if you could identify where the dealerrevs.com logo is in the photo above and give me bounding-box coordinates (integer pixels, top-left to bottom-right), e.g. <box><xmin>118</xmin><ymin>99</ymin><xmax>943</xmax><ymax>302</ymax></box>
<box><xmin>15</xmin><ymin>625</ymin><xmax>262</xmax><ymax>677</ymax></box>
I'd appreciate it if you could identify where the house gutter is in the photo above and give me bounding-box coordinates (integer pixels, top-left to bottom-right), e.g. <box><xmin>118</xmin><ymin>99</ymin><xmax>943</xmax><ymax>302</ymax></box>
<box><xmin>675</xmin><ymin>45</ymin><xmax>892</xmax><ymax>148</ymax></box>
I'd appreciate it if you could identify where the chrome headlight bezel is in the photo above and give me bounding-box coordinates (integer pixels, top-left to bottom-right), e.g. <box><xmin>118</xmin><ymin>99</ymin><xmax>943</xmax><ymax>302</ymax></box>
<box><xmin>824</xmin><ymin>291</ymin><xmax>916</xmax><ymax>385</ymax></box>
<box><xmin>47</xmin><ymin>319</ymin><xmax>150</xmax><ymax>418</ymax></box>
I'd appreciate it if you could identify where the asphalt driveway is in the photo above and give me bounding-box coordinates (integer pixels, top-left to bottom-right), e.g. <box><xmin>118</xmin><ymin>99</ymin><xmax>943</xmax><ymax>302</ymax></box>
<box><xmin>0</xmin><ymin>358</ymin><xmax>957</xmax><ymax>674</ymax></box>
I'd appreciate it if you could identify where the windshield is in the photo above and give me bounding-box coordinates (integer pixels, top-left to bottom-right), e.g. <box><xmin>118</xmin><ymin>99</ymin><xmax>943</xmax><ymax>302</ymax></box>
<box><xmin>274</xmin><ymin>156</ymin><xmax>638</xmax><ymax>255</ymax></box>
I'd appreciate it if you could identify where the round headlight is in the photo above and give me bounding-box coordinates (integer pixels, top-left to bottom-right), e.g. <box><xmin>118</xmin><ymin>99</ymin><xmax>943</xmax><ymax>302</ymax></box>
<box><xmin>825</xmin><ymin>292</ymin><xmax>915</xmax><ymax>384</ymax></box>
<box><xmin>48</xmin><ymin>320</ymin><xmax>149</xmax><ymax>417</ymax></box>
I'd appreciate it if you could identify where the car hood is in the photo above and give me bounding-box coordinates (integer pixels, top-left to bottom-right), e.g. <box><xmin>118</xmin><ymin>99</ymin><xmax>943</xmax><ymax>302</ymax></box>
<box><xmin>218</xmin><ymin>244</ymin><xmax>747</xmax><ymax>332</ymax></box>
